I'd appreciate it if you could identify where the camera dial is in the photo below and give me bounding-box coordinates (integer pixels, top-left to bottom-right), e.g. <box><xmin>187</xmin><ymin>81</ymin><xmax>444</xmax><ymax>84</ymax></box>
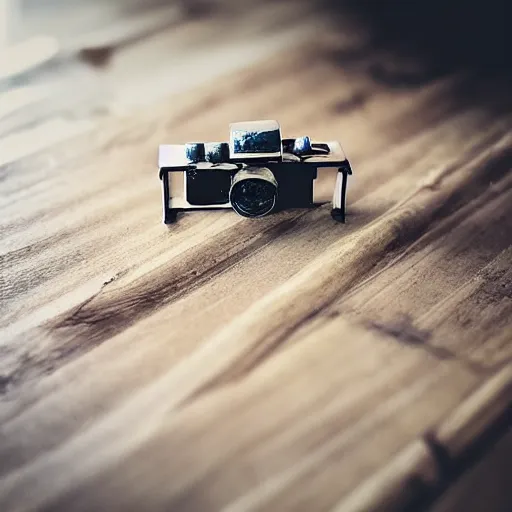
<box><xmin>229</xmin><ymin>167</ymin><xmax>278</xmax><ymax>218</ymax></box>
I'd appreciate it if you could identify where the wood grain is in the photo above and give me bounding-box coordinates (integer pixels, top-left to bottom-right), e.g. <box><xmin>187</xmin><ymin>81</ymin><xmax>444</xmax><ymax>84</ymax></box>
<box><xmin>1</xmin><ymin>4</ymin><xmax>511</xmax><ymax>511</ymax></box>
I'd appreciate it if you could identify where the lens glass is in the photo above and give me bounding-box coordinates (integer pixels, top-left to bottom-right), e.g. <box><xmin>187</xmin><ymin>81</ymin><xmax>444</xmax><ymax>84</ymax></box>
<box><xmin>230</xmin><ymin>178</ymin><xmax>277</xmax><ymax>217</ymax></box>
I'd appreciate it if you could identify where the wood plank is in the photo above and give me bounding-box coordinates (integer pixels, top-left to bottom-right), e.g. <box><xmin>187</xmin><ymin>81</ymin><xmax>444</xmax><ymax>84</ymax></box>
<box><xmin>340</xmin><ymin>172</ymin><xmax>512</xmax><ymax>369</ymax></box>
<box><xmin>0</xmin><ymin>316</ymin><xmax>481</xmax><ymax>511</ymax></box>
<box><xmin>333</xmin><ymin>364</ymin><xmax>512</xmax><ymax>512</ymax></box>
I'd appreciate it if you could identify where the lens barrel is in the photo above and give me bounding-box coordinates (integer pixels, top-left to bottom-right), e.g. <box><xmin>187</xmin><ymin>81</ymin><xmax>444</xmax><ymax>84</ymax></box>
<box><xmin>229</xmin><ymin>167</ymin><xmax>278</xmax><ymax>218</ymax></box>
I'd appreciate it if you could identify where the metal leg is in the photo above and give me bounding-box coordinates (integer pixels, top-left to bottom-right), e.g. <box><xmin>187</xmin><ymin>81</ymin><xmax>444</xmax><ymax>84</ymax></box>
<box><xmin>162</xmin><ymin>171</ymin><xmax>177</xmax><ymax>224</ymax></box>
<box><xmin>331</xmin><ymin>166</ymin><xmax>350</xmax><ymax>223</ymax></box>
<box><xmin>164</xmin><ymin>209</ymin><xmax>178</xmax><ymax>224</ymax></box>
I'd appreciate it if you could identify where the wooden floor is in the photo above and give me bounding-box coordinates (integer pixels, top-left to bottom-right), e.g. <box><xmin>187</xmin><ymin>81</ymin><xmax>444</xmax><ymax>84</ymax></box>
<box><xmin>1</xmin><ymin>2</ymin><xmax>511</xmax><ymax>511</ymax></box>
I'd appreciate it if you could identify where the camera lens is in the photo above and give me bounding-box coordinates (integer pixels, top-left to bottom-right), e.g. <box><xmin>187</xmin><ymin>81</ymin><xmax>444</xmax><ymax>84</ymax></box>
<box><xmin>229</xmin><ymin>167</ymin><xmax>278</xmax><ymax>218</ymax></box>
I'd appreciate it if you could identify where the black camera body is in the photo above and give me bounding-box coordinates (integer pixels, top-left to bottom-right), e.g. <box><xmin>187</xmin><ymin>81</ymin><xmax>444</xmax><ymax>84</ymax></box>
<box><xmin>159</xmin><ymin>120</ymin><xmax>352</xmax><ymax>223</ymax></box>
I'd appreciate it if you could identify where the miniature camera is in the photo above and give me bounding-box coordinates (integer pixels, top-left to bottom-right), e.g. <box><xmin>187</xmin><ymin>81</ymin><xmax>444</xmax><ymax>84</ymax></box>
<box><xmin>158</xmin><ymin>120</ymin><xmax>352</xmax><ymax>224</ymax></box>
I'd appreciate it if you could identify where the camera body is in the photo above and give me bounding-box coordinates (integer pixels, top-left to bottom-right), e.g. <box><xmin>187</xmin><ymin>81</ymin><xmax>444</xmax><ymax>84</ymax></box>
<box><xmin>159</xmin><ymin>120</ymin><xmax>352</xmax><ymax>223</ymax></box>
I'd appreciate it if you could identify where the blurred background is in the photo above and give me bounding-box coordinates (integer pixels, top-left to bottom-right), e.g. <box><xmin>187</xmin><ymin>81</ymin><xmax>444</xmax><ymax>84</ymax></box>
<box><xmin>1</xmin><ymin>0</ymin><xmax>510</xmax><ymax>134</ymax></box>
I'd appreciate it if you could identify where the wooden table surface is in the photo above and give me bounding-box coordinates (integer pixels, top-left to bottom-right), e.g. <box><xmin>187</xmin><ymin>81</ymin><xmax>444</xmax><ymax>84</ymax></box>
<box><xmin>1</xmin><ymin>2</ymin><xmax>511</xmax><ymax>511</ymax></box>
